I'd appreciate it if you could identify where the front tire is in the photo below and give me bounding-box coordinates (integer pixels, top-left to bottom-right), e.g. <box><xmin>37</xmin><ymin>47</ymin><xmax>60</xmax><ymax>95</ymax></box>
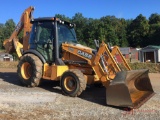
<box><xmin>17</xmin><ymin>54</ymin><xmax>43</xmax><ymax>87</ymax></box>
<box><xmin>60</xmin><ymin>69</ymin><xmax>86</xmax><ymax>97</ymax></box>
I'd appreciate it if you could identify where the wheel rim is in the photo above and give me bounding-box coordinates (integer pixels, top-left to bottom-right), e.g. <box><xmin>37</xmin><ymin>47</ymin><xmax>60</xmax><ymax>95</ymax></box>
<box><xmin>21</xmin><ymin>62</ymin><xmax>32</xmax><ymax>80</ymax></box>
<box><xmin>64</xmin><ymin>76</ymin><xmax>76</xmax><ymax>92</ymax></box>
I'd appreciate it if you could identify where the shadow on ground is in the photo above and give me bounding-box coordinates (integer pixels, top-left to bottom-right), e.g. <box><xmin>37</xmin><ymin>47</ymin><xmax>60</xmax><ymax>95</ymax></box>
<box><xmin>0</xmin><ymin>71</ymin><xmax>129</xmax><ymax>111</ymax></box>
<box><xmin>0</xmin><ymin>72</ymin><xmax>21</xmax><ymax>86</ymax></box>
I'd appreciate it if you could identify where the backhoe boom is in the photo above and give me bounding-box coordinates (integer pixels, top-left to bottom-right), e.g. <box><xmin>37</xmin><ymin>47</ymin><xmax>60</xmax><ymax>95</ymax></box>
<box><xmin>3</xmin><ymin>6</ymin><xmax>34</xmax><ymax>57</ymax></box>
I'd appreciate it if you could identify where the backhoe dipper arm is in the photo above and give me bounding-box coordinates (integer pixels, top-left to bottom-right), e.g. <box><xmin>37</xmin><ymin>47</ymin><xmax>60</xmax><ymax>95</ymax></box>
<box><xmin>3</xmin><ymin>6</ymin><xmax>34</xmax><ymax>57</ymax></box>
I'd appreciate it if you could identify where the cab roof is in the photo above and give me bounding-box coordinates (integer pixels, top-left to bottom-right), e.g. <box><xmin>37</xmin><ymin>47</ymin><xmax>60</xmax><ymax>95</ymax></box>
<box><xmin>31</xmin><ymin>17</ymin><xmax>75</xmax><ymax>27</ymax></box>
<box><xmin>32</xmin><ymin>17</ymin><xmax>58</xmax><ymax>22</ymax></box>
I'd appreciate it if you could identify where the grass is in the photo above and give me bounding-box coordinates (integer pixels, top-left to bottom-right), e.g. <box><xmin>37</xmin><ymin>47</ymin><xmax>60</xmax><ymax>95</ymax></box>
<box><xmin>119</xmin><ymin>62</ymin><xmax>160</xmax><ymax>73</ymax></box>
<box><xmin>128</xmin><ymin>62</ymin><xmax>160</xmax><ymax>73</ymax></box>
<box><xmin>0</xmin><ymin>61</ymin><xmax>18</xmax><ymax>68</ymax></box>
<box><xmin>0</xmin><ymin>61</ymin><xmax>160</xmax><ymax>73</ymax></box>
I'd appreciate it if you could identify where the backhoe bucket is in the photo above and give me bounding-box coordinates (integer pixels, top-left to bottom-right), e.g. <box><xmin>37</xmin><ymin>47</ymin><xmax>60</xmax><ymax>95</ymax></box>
<box><xmin>106</xmin><ymin>69</ymin><xmax>155</xmax><ymax>108</ymax></box>
<box><xmin>3</xmin><ymin>39</ymin><xmax>15</xmax><ymax>53</ymax></box>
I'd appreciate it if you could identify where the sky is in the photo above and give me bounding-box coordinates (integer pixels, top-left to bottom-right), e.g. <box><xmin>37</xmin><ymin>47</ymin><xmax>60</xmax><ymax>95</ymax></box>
<box><xmin>0</xmin><ymin>0</ymin><xmax>160</xmax><ymax>24</ymax></box>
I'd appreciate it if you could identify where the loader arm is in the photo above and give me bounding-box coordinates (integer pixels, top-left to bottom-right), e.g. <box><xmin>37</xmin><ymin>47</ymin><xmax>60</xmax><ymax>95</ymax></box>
<box><xmin>3</xmin><ymin>6</ymin><xmax>34</xmax><ymax>58</ymax></box>
<box><xmin>62</xmin><ymin>42</ymin><xmax>131</xmax><ymax>85</ymax></box>
<box><xmin>62</xmin><ymin>41</ymin><xmax>154</xmax><ymax>108</ymax></box>
<box><xmin>111</xmin><ymin>46</ymin><xmax>131</xmax><ymax>70</ymax></box>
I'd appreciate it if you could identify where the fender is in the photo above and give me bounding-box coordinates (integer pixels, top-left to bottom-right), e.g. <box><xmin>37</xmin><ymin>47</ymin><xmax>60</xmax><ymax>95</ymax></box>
<box><xmin>23</xmin><ymin>49</ymin><xmax>46</xmax><ymax>63</ymax></box>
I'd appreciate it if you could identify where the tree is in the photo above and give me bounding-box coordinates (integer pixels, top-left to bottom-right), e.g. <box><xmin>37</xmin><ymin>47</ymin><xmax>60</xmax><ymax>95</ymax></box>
<box><xmin>55</xmin><ymin>14</ymin><xmax>71</xmax><ymax>22</ymax></box>
<box><xmin>149</xmin><ymin>13</ymin><xmax>160</xmax><ymax>24</ymax></box>
<box><xmin>148</xmin><ymin>13</ymin><xmax>160</xmax><ymax>45</ymax></box>
<box><xmin>3</xmin><ymin>19</ymin><xmax>15</xmax><ymax>38</ymax></box>
<box><xmin>72</xmin><ymin>13</ymin><xmax>87</xmax><ymax>42</ymax></box>
<box><xmin>127</xmin><ymin>14</ymin><xmax>149</xmax><ymax>47</ymax></box>
<box><xmin>0</xmin><ymin>19</ymin><xmax>15</xmax><ymax>50</ymax></box>
<box><xmin>0</xmin><ymin>24</ymin><xmax>4</xmax><ymax>49</ymax></box>
<box><xmin>117</xmin><ymin>19</ymin><xmax>128</xmax><ymax>47</ymax></box>
<box><xmin>99</xmin><ymin>16</ymin><xmax>128</xmax><ymax>46</ymax></box>
<box><xmin>83</xmin><ymin>18</ymin><xmax>102</xmax><ymax>47</ymax></box>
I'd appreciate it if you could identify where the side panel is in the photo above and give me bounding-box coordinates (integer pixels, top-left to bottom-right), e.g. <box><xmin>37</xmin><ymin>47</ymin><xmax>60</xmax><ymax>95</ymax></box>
<box><xmin>23</xmin><ymin>49</ymin><xmax>46</xmax><ymax>63</ymax></box>
<box><xmin>51</xmin><ymin>65</ymin><xmax>69</xmax><ymax>80</ymax></box>
<box><xmin>43</xmin><ymin>64</ymin><xmax>69</xmax><ymax>80</ymax></box>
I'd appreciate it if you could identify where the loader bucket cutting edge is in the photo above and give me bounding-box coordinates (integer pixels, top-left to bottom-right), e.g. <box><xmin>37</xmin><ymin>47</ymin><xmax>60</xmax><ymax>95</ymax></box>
<box><xmin>106</xmin><ymin>69</ymin><xmax>155</xmax><ymax>108</ymax></box>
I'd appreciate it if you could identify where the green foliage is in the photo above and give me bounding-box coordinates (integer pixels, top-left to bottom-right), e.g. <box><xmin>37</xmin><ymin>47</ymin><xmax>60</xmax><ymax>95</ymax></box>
<box><xmin>127</xmin><ymin>14</ymin><xmax>149</xmax><ymax>47</ymax></box>
<box><xmin>0</xmin><ymin>26</ymin><xmax>3</xmax><ymax>49</ymax></box>
<box><xmin>128</xmin><ymin>63</ymin><xmax>160</xmax><ymax>73</ymax></box>
<box><xmin>148</xmin><ymin>13</ymin><xmax>160</xmax><ymax>45</ymax></box>
<box><xmin>55</xmin><ymin>14</ymin><xmax>71</xmax><ymax>22</ymax></box>
<box><xmin>1</xmin><ymin>12</ymin><xmax>160</xmax><ymax>51</ymax></box>
<box><xmin>72</xmin><ymin>13</ymin><xmax>88</xmax><ymax>43</ymax></box>
<box><xmin>119</xmin><ymin>62</ymin><xmax>160</xmax><ymax>73</ymax></box>
<box><xmin>0</xmin><ymin>19</ymin><xmax>16</xmax><ymax>50</ymax></box>
<box><xmin>0</xmin><ymin>19</ymin><xmax>18</xmax><ymax>61</ymax></box>
<box><xmin>12</xmin><ymin>52</ymin><xmax>19</xmax><ymax>61</ymax></box>
<box><xmin>3</xmin><ymin>19</ymin><xmax>15</xmax><ymax>38</ymax></box>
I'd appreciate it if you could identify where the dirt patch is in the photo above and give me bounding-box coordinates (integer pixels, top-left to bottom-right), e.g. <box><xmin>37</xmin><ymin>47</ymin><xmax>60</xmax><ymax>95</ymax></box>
<box><xmin>0</xmin><ymin>68</ymin><xmax>17</xmax><ymax>72</ymax></box>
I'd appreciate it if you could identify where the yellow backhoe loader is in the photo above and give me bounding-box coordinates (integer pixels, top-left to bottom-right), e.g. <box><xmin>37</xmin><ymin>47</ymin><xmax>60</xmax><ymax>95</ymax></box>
<box><xmin>3</xmin><ymin>6</ymin><xmax>154</xmax><ymax>108</ymax></box>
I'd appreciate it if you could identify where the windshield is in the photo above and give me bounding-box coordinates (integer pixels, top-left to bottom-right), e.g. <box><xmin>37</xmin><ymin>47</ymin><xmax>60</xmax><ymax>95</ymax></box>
<box><xmin>58</xmin><ymin>23</ymin><xmax>77</xmax><ymax>44</ymax></box>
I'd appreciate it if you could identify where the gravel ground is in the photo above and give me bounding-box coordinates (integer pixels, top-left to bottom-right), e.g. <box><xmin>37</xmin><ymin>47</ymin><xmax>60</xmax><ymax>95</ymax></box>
<box><xmin>0</xmin><ymin>68</ymin><xmax>160</xmax><ymax>120</ymax></box>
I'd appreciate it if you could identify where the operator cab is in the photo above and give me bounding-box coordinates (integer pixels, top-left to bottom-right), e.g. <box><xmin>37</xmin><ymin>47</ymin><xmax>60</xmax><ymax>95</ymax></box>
<box><xmin>29</xmin><ymin>17</ymin><xmax>77</xmax><ymax>63</ymax></box>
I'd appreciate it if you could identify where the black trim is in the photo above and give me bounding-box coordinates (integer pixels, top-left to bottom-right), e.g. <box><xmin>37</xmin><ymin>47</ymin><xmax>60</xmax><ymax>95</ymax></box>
<box><xmin>23</xmin><ymin>49</ymin><xmax>46</xmax><ymax>63</ymax></box>
<box><xmin>63</xmin><ymin>60</ymin><xmax>88</xmax><ymax>65</ymax></box>
<box><xmin>31</xmin><ymin>17</ymin><xmax>56</xmax><ymax>23</ymax></box>
<box><xmin>54</xmin><ymin>17</ymin><xmax>59</xmax><ymax>64</ymax></box>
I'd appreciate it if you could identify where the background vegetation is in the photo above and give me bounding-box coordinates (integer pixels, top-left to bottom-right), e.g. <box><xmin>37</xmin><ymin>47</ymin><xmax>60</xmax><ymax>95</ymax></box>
<box><xmin>1</xmin><ymin>13</ymin><xmax>160</xmax><ymax>72</ymax></box>
<box><xmin>0</xmin><ymin>61</ymin><xmax>159</xmax><ymax>73</ymax></box>
<box><xmin>0</xmin><ymin>13</ymin><xmax>160</xmax><ymax>49</ymax></box>
<box><xmin>0</xmin><ymin>13</ymin><xmax>160</xmax><ymax>52</ymax></box>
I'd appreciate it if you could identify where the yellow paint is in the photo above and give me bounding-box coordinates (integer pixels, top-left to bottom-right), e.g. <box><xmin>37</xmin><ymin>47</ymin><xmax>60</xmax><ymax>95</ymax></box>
<box><xmin>21</xmin><ymin>62</ymin><xmax>31</xmax><ymax>80</ymax></box>
<box><xmin>15</xmin><ymin>41</ymin><xmax>23</xmax><ymax>58</ymax></box>
<box><xmin>43</xmin><ymin>63</ymin><xmax>52</xmax><ymax>79</ymax></box>
<box><xmin>51</xmin><ymin>65</ymin><xmax>69</xmax><ymax>80</ymax></box>
<box><xmin>43</xmin><ymin>63</ymin><xmax>69</xmax><ymax>80</ymax></box>
<box><xmin>43</xmin><ymin>64</ymin><xmax>69</xmax><ymax>80</ymax></box>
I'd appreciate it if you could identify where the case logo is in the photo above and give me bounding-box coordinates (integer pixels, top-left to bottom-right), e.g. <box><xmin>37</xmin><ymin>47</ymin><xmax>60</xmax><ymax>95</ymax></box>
<box><xmin>77</xmin><ymin>50</ymin><xmax>92</xmax><ymax>59</ymax></box>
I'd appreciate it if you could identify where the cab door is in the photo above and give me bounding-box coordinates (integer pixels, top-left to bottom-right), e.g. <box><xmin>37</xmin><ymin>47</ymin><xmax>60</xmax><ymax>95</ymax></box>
<box><xmin>34</xmin><ymin>22</ymin><xmax>54</xmax><ymax>63</ymax></box>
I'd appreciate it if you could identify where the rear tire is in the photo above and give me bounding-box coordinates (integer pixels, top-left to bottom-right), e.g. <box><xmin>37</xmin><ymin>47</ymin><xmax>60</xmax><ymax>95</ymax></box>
<box><xmin>60</xmin><ymin>69</ymin><xmax>86</xmax><ymax>97</ymax></box>
<box><xmin>17</xmin><ymin>54</ymin><xmax>43</xmax><ymax>87</ymax></box>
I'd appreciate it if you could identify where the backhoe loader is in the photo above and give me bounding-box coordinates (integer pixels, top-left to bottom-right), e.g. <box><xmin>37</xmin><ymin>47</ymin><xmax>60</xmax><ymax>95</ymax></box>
<box><xmin>3</xmin><ymin>6</ymin><xmax>154</xmax><ymax>108</ymax></box>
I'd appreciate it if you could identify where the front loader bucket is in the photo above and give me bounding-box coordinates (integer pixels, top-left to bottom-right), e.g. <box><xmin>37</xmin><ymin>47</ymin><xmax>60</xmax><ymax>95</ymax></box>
<box><xmin>106</xmin><ymin>69</ymin><xmax>155</xmax><ymax>108</ymax></box>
